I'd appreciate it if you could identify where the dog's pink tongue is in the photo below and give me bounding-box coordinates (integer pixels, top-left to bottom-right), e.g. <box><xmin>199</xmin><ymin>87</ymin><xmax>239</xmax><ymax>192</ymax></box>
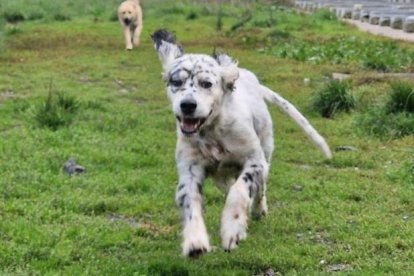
<box><xmin>181</xmin><ymin>118</ymin><xmax>198</xmax><ymax>133</ymax></box>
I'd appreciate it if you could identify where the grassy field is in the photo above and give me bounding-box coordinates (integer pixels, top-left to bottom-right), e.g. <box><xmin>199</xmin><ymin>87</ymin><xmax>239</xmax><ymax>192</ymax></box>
<box><xmin>0</xmin><ymin>1</ymin><xmax>413</xmax><ymax>275</ymax></box>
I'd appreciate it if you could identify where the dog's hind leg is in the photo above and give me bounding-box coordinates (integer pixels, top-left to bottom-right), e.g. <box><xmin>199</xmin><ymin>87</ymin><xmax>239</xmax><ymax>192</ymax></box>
<box><xmin>176</xmin><ymin>159</ymin><xmax>210</xmax><ymax>257</ymax></box>
<box><xmin>220</xmin><ymin>156</ymin><xmax>269</xmax><ymax>251</ymax></box>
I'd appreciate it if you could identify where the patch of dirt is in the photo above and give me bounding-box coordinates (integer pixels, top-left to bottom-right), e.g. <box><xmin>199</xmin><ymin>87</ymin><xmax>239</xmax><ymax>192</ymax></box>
<box><xmin>0</xmin><ymin>91</ymin><xmax>16</xmax><ymax>102</ymax></box>
<box><xmin>7</xmin><ymin>29</ymin><xmax>119</xmax><ymax>52</ymax></box>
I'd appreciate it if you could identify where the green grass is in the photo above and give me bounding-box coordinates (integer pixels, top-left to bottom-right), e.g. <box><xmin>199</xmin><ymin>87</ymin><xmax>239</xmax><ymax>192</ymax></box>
<box><xmin>0</xmin><ymin>1</ymin><xmax>414</xmax><ymax>275</ymax></box>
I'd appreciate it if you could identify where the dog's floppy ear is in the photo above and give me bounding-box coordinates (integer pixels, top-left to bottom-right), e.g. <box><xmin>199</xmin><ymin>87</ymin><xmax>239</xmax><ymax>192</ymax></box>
<box><xmin>214</xmin><ymin>53</ymin><xmax>239</xmax><ymax>92</ymax></box>
<box><xmin>151</xmin><ymin>29</ymin><xmax>184</xmax><ymax>69</ymax></box>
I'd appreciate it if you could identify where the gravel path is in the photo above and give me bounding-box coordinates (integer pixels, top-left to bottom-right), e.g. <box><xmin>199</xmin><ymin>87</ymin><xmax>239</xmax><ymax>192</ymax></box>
<box><xmin>344</xmin><ymin>19</ymin><xmax>414</xmax><ymax>42</ymax></box>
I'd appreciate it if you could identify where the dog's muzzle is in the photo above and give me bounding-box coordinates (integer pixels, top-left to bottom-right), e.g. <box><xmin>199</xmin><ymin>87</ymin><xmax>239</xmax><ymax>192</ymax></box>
<box><xmin>180</xmin><ymin>99</ymin><xmax>197</xmax><ymax>115</ymax></box>
<box><xmin>176</xmin><ymin>100</ymin><xmax>212</xmax><ymax>135</ymax></box>
<box><xmin>123</xmin><ymin>18</ymin><xmax>131</xmax><ymax>25</ymax></box>
<box><xmin>177</xmin><ymin>99</ymin><xmax>202</xmax><ymax>135</ymax></box>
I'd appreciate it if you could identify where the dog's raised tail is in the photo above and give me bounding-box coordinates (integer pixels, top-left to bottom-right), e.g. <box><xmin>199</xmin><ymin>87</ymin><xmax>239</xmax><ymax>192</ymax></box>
<box><xmin>260</xmin><ymin>85</ymin><xmax>332</xmax><ymax>159</ymax></box>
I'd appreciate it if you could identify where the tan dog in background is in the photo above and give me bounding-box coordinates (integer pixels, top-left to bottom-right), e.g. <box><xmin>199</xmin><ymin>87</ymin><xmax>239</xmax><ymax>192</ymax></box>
<box><xmin>117</xmin><ymin>0</ymin><xmax>143</xmax><ymax>50</ymax></box>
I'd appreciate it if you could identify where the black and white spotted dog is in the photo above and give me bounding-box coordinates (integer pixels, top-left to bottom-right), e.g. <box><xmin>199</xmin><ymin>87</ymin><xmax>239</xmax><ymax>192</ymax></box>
<box><xmin>151</xmin><ymin>29</ymin><xmax>332</xmax><ymax>257</ymax></box>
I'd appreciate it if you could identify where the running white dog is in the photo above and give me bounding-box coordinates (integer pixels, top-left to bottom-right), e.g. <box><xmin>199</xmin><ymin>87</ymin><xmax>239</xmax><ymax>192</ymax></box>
<box><xmin>151</xmin><ymin>29</ymin><xmax>332</xmax><ymax>257</ymax></box>
<box><xmin>117</xmin><ymin>0</ymin><xmax>143</xmax><ymax>50</ymax></box>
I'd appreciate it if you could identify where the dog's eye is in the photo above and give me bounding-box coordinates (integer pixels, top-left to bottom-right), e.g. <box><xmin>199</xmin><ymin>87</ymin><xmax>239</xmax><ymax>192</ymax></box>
<box><xmin>170</xmin><ymin>79</ymin><xmax>183</xmax><ymax>87</ymax></box>
<box><xmin>199</xmin><ymin>81</ymin><xmax>212</xmax><ymax>89</ymax></box>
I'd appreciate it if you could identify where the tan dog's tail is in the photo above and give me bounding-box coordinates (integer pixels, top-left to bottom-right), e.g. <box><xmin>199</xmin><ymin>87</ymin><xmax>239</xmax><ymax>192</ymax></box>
<box><xmin>260</xmin><ymin>85</ymin><xmax>332</xmax><ymax>159</ymax></box>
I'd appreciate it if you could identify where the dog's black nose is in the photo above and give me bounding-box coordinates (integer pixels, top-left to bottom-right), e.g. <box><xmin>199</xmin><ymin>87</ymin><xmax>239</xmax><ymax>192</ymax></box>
<box><xmin>180</xmin><ymin>100</ymin><xmax>197</xmax><ymax>115</ymax></box>
<box><xmin>123</xmin><ymin>18</ymin><xmax>131</xmax><ymax>25</ymax></box>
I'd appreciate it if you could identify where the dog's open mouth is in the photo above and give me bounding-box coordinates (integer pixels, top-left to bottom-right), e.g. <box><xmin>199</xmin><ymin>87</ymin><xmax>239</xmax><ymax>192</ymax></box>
<box><xmin>177</xmin><ymin>117</ymin><xmax>206</xmax><ymax>135</ymax></box>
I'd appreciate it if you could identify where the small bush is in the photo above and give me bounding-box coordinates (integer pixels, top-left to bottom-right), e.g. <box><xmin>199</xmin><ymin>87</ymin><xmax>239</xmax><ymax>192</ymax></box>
<box><xmin>386</xmin><ymin>81</ymin><xmax>414</xmax><ymax>114</ymax></box>
<box><xmin>310</xmin><ymin>9</ymin><xmax>337</xmax><ymax>21</ymax></box>
<box><xmin>53</xmin><ymin>13</ymin><xmax>71</xmax><ymax>22</ymax></box>
<box><xmin>356</xmin><ymin>81</ymin><xmax>414</xmax><ymax>138</ymax></box>
<box><xmin>0</xmin><ymin>18</ymin><xmax>4</xmax><ymax>52</ymax></box>
<box><xmin>6</xmin><ymin>25</ymin><xmax>22</xmax><ymax>36</ymax></box>
<box><xmin>186</xmin><ymin>11</ymin><xmax>198</xmax><ymax>20</ymax></box>
<box><xmin>216</xmin><ymin>6</ymin><xmax>223</xmax><ymax>31</ymax></box>
<box><xmin>3</xmin><ymin>11</ymin><xmax>25</xmax><ymax>23</ymax></box>
<box><xmin>35</xmin><ymin>90</ymin><xmax>79</xmax><ymax>131</ymax></box>
<box><xmin>28</xmin><ymin>12</ymin><xmax>44</xmax><ymax>21</ymax></box>
<box><xmin>311</xmin><ymin>79</ymin><xmax>355</xmax><ymax>118</ymax></box>
<box><xmin>109</xmin><ymin>11</ymin><xmax>118</xmax><ymax>22</ymax></box>
<box><xmin>356</xmin><ymin>107</ymin><xmax>414</xmax><ymax>138</ymax></box>
<box><xmin>269</xmin><ymin>37</ymin><xmax>414</xmax><ymax>71</ymax></box>
<box><xmin>267</xmin><ymin>29</ymin><xmax>291</xmax><ymax>41</ymax></box>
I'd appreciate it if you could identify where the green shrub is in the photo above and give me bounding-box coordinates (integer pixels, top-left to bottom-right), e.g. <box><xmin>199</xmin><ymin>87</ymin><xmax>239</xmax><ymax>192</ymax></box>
<box><xmin>356</xmin><ymin>107</ymin><xmax>414</xmax><ymax>138</ymax></box>
<box><xmin>53</xmin><ymin>13</ymin><xmax>71</xmax><ymax>21</ymax></box>
<box><xmin>356</xmin><ymin>82</ymin><xmax>414</xmax><ymax>138</ymax></box>
<box><xmin>269</xmin><ymin>37</ymin><xmax>414</xmax><ymax>71</ymax></box>
<box><xmin>186</xmin><ymin>11</ymin><xmax>198</xmax><ymax>20</ymax></box>
<box><xmin>28</xmin><ymin>12</ymin><xmax>44</xmax><ymax>21</ymax></box>
<box><xmin>311</xmin><ymin>79</ymin><xmax>355</xmax><ymax>118</ymax></box>
<box><xmin>267</xmin><ymin>29</ymin><xmax>291</xmax><ymax>42</ymax></box>
<box><xmin>310</xmin><ymin>9</ymin><xmax>337</xmax><ymax>21</ymax></box>
<box><xmin>3</xmin><ymin>11</ymin><xmax>25</xmax><ymax>23</ymax></box>
<box><xmin>0</xmin><ymin>18</ymin><xmax>4</xmax><ymax>53</ymax></box>
<box><xmin>386</xmin><ymin>81</ymin><xmax>414</xmax><ymax>114</ymax></box>
<box><xmin>35</xmin><ymin>90</ymin><xmax>79</xmax><ymax>131</ymax></box>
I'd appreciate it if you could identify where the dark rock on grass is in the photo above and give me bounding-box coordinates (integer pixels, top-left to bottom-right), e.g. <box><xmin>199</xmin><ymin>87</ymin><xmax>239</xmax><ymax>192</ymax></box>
<box><xmin>335</xmin><ymin>146</ymin><xmax>358</xmax><ymax>152</ymax></box>
<box><xmin>292</xmin><ymin>184</ymin><xmax>303</xmax><ymax>192</ymax></box>
<box><xmin>327</xmin><ymin>263</ymin><xmax>351</xmax><ymax>272</ymax></box>
<box><xmin>63</xmin><ymin>158</ymin><xmax>85</xmax><ymax>176</ymax></box>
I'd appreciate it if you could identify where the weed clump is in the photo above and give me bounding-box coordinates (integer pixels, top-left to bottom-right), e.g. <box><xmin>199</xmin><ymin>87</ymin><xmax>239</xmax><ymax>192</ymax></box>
<box><xmin>386</xmin><ymin>81</ymin><xmax>414</xmax><ymax>114</ymax></box>
<box><xmin>0</xmin><ymin>18</ymin><xmax>4</xmax><ymax>53</ymax></box>
<box><xmin>310</xmin><ymin>9</ymin><xmax>337</xmax><ymax>21</ymax></box>
<box><xmin>53</xmin><ymin>13</ymin><xmax>71</xmax><ymax>21</ymax></box>
<box><xmin>186</xmin><ymin>11</ymin><xmax>198</xmax><ymax>20</ymax></box>
<box><xmin>356</xmin><ymin>81</ymin><xmax>414</xmax><ymax>138</ymax></box>
<box><xmin>311</xmin><ymin>79</ymin><xmax>355</xmax><ymax>118</ymax></box>
<box><xmin>270</xmin><ymin>37</ymin><xmax>414</xmax><ymax>72</ymax></box>
<box><xmin>28</xmin><ymin>12</ymin><xmax>44</xmax><ymax>21</ymax></box>
<box><xmin>35</xmin><ymin>90</ymin><xmax>79</xmax><ymax>130</ymax></box>
<box><xmin>3</xmin><ymin>11</ymin><xmax>25</xmax><ymax>23</ymax></box>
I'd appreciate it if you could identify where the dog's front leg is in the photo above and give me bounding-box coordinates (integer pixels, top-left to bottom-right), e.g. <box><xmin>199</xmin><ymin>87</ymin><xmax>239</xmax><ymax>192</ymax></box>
<box><xmin>220</xmin><ymin>157</ymin><xmax>268</xmax><ymax>251</ymax></box>
<box><xmin>123</xmin><ymin>27</ymin><xmax>133</xmax><ymax>50</ymax></box>
<box><xmin>176</xmin><ymin>158</ymin><xmax>210</xmax><ymax>257</ymax></box>
<box><xmin>132</xmin><ymin>23</ymin><xmax>142</xmax><ymax>46</ymax></box>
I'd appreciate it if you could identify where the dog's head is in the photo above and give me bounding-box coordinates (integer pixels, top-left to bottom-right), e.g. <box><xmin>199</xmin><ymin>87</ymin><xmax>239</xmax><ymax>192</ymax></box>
<box><xmin>118</xmin><ymin>1</ymin><xmax>138</xmax><ymax>26</ymax></box>
<box><xmin>151</xmin><ymin>29</ymin><xmax>239</xmax><ymax>136</ymax></box>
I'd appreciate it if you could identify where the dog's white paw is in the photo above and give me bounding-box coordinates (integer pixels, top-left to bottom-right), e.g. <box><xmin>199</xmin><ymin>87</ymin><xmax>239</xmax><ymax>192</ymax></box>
<box><xmin>126</xmin><ymin>46</ymin><xmax>133</xmax><ymax>51</ymax></box>
<box><xmin>182</xmin><ymin>219</ymin><xmax>211</xmax><ymax>258</ymax></box>
<box><xmin>220</xmin><ymin>211</ymin><xmax>248</xmax><ymax>251</ymax></box>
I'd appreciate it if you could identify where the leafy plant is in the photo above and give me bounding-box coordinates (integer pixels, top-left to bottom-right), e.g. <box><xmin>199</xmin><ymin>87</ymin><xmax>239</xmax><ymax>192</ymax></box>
<box><xmin>311</xmin><ymin>79</ymin><xmax>355</xmax><ymax>118</ymax></box>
